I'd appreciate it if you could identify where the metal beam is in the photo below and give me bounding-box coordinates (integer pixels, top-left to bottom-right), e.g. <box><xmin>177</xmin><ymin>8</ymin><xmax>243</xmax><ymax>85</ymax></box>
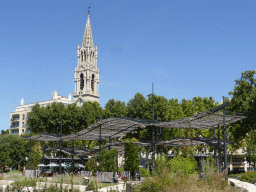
<box><xmin>210</xmin><ymin>102</ymin><xmax>229</xmax><ymax>113</ymax></box>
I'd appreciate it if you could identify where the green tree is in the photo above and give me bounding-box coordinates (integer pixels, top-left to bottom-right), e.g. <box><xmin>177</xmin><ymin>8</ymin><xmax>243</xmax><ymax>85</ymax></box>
<box><xmin>0</xmin><ymin>134</ymin><xmax>27</xmax><ymax>169</ymax></box>
<box><xmin>105</xmin><ymin>99</ymin><xmax>127</xmax><ymax>118</ymax></box>
<box><xmin>1</xmin><ymin>130</ymin><xmax>9</xmax><ymax>135</ymax></box>
<box><xmin>126</xmin><ymin>93</ymin><xmax>150</xmax><ymax>119</ymax></box>
<box><xmin>27</xmin><ymin>101</ymin><xmax>105</xmax><ymax>134</ymax></box>
<box><xmin>99</xmin><ymin>145</ymin><xmax>118</xmax><ymax>172</ymax></box>
<box><xmin>28</xmin><ymin>142</ymin><xmax>43</xmax><ymax>169</ymax></box>
<box><xmin>124</xmin><ymin>142</ymin><xmax>139</xmax><ymax>174</ymax></box>
<box><xmin>228</xmin><ymin>70</ymin><xmax>256</xmax><ymax>143</ymax></box>
<box><xmin>242</xmin><ymin>131</ymin><xmax>256</xmax><ymax>169</ymax></box>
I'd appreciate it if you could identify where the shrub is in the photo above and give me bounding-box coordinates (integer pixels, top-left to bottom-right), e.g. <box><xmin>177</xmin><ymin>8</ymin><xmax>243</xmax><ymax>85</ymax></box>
<box><xmin>7</xmin><ymin>170</ymin><xmax>22</xmax><ymax>175</ymax></box>
<box><xmin>85</xmin><ymin>160</ymin><xmax>98</xmax><ymax>175</ymax></box>
<box><xmin>169</xmin><ymin>155</ymin><xmax>197</xmax><ymax>176</ymax></box>
<box><xmin>11</xmin><ymin>180</ymin><xmax>36</xmax><ymax>187</ymax></box>
<box><xmin>139</xmin><ymin>167</ymin><xmax>150</xmax><ymax>177</ymax></box>
<box><xmin>86</xmin><ymin>177</ymin><xmax>100</xmax><ymax>192</ymax></box>
<box><xmin>138</xmin><ymin>155</ymin><xmax>236</xmax><ymax>192</ymax></box>
<box><xmin>240</xmin><ymin>170</ymin><xmax>256</xmax><ymax>184</ymax></box>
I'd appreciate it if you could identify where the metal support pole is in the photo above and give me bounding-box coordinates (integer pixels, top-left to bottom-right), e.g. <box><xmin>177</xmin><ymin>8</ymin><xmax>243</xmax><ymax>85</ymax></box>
<box><xmin>109</xmin><ymin>137</ymin><xmax>111</xmax><ymax>150</ymax></box>
<box><xmin>59</xmin><ymin>122</ymin><xmax>62</xmax><ymax>174</ymax></box>
<box><xmin>53</xmin><ymin>141</ymin><xmax>56</xmax><ymax>157</ymax></box>
<box><xmin>72</xmin><ymin>126</ymin><xmax>74</xmax><ymax>173</ymax></box>
<box><xmin>218</xmin><ymin>124</ymin><xmax>221</xmax><ymax>173</ymax></box>
<box><xmin>147</xmin><ymin>83</ymin><xmax>155</xmax><ymax>165</ymax></box>
<box><xmin>43</xmin><ymin>129</ymin><xmax>45</xmax><ymax>165</ymax></box>
<box><xmin>99</xmin><ymin>116</ymin><xmax>102</xmax><ymax>168</ymax></box>
<box><xmin>117</xmin><ymin>151</ymin><xmax>119</xmax><ymax>181</ymax></box>
<box><xmin>223</xmin><ymin>96</ymin><xmax>228</xmax><ymax>179</ymax></box>
<box><xmin>152</xmin><ymin>84</ymin><xmax>155</xmax><ymax>164</ymax></box>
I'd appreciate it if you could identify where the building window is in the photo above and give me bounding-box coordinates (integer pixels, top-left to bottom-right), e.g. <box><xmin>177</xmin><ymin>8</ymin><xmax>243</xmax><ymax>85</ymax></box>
<box><xmin>22</xmin><ymin>114</ymin><xmax>25</xmax><ymax>120</ymax></box>
<box><xmin>80</xmin><ymin>73</ymin><xmax>84</xmax><ymax>90</ymax></box>
<box><xmin>91</xmin><ymin>74</ymin><xmax>95</xmax><ymax>92</ymax></box>
<box><xmin>22</xmin><ymin>129</ymin><xmax>24</xmax><ymax>133</ymax></box>
<box><xmin>22</xmin><ymin>122</ymin><xmax>25</xmax><ymax>128</ymax></box>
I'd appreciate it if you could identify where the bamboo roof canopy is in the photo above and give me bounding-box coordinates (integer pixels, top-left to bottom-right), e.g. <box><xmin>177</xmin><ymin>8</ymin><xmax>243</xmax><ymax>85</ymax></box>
<box><xmin>22</xmin><ymin>106</ymin><xmax>246</xmax><ymax>142</ymax></box>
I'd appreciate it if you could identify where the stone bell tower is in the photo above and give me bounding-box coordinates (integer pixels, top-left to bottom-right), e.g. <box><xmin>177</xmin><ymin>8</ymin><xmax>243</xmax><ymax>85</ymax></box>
<box><xmin>74</xmin><ymin>8</ymin><xmax>99</xmax><ymax>106</ymax></box>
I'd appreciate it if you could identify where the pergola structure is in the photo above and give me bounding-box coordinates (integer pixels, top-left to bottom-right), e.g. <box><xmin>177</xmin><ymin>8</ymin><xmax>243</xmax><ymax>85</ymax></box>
<box><xmin>22</xmin><ymin>101</ymin><xmax>246</xmax><ymax>178</ymax></box>
<box><xmin>23</xmin><ymin>112</ymin><xmax>244</xmax><ymax>142</ymax></box>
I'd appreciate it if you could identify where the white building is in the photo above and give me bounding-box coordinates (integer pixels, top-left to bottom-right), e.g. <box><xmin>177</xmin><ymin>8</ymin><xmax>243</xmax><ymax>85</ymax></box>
<box><xmin>9</xmin><ymin>11</ymin><xmax>100</xmax><ymax>135</ymax></box>
<box><xmin>9</xmin><ymin>92</ymin><xmax>72</xmax><ymax>135</ymax></box>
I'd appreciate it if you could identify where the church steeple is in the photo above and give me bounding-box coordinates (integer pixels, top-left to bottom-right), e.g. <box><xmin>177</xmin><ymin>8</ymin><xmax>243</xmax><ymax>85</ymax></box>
<box><xmin>81</xmin><ymin>8</ymin><xmax>95</xmax><ymax>48</ymax></box>
<box><xmin>74</xmin><ymin>7</ymin><xmax>99</xmax><ymax>106</ymax></box>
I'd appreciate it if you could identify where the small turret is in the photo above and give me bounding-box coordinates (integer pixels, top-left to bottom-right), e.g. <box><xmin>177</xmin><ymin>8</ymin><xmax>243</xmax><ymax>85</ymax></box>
<box><xmin>53</xmin><ymin>91</ymin><xmax>58</xmax><ymax>100</ymax></box>
<box><xmin>68</xmin><ymin>94</ymin><xmax>72</xmax><ymax>102</ymax></box>
<box><xmin>21</xmin><ymin>98</ymin><xmax>24</xmax><ymax>105</ymax></box>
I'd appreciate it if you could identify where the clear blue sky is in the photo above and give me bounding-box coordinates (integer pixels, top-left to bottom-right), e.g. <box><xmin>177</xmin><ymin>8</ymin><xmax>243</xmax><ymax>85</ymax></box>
<box><xmin>1</xmin><ymin>0</ymin><xmax>255</xmax><ymax>131</ymax></box>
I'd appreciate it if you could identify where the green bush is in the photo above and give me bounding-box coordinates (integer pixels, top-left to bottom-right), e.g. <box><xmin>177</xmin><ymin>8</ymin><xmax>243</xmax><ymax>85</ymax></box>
<box><xmin>11</xmin><ymin>180</ymin><xmax>36</xmax><ymax>187</ymax></box>
<box><xmin>86</xmin><ymin>177</ymin><xmax>100</xmax><ymax>192</ymax></box>
<box><xmin>169</xmin><ymin>155</ymin><xmax>197</xmax><ymax>176</ymax></box>
<box><xmin>85</xmin><ymin>160</ymin><xmax>98</xmax><ymax>175</ymax></box>
<box><xmin>140</xmin><ymin>155</ymin><xmax>236</xmax><ymax>192</ymax></box>
<box><xmin>240</xmin><ymin>170</ymin><xmax>256</xmax><ymax>184</ymax></box>
<box><xmin>7</xmin><ymin>170</ymin><xmax>22</xmax><ymax>175</ymax></box>
<box><xmin>139</xmin><ymin>167</ymin><xmax>150</xmax><ymax>177</ymax></box>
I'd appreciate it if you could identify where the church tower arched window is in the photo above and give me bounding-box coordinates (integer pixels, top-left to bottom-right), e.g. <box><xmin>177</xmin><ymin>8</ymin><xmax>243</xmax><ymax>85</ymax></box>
<box><xmin>80</xmin><ymin>73</ymin><xmax>84</xmax><ymax>90</ymax></box>
<box><xmin>91</xmin><ymin>74</ymin><xmax>94</xmax><ymax>92</ymax></box>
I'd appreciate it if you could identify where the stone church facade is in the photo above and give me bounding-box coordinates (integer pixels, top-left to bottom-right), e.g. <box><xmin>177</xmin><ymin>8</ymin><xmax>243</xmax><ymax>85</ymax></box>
<box><xmin>9</xmin><ymin>11</ymin><xmax>99</xmax><ymax>135</ymax></box>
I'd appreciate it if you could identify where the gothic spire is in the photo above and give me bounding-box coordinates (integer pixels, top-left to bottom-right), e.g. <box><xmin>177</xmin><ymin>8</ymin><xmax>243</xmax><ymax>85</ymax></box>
<box><xmin>81</xmin><ymin>7</ymin><xmax>94</xmax><ymax>48</ymax></box>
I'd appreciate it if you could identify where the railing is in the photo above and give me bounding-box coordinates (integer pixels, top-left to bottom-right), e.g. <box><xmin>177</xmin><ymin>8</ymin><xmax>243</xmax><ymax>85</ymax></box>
<box><xmin>10</xmin><ymin>132</ymin><xmax>19</xmax><ymax>135</ymax></box>
<box><xmin>11</xmin><ymin>118</ymin><xmax>20</xmax><ymax>121</ymax></box>
<box><xmin>77</xmin><ymin>90</ymin><xmax>99</xmax><ymax>96</ymax></box>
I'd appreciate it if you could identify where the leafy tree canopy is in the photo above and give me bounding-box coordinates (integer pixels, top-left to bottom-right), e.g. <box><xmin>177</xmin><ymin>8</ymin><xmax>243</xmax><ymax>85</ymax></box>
<box><xmin>228</xmin><ymin>70</ymin><xmax>256</xmax><ymax>143</ymax></box>
<box><xmin>99</xmin><ymin>145</ymin><xmax>118</xmax><ymax>172</ymax></box>
<box><xmin>104</xmin><ymin>99</ymin><xmax>127</xmax><ymax>118</ymax></box>
<box><xmin>0</xmin><ymin>134</ymin><xmax>27</xmax><ymax>169</ymax></box>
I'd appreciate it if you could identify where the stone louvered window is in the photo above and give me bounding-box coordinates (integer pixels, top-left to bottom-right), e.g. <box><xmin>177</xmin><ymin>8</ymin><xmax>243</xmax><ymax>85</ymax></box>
<box><xmin>80</xmin><ymin>73</ymin><xmax>84</xmax><ymax>90</ymax></box>
<box><xmin>91</xmin><ymin>74</ymin><xmax>94</xmax><ymax>92</ymax></box>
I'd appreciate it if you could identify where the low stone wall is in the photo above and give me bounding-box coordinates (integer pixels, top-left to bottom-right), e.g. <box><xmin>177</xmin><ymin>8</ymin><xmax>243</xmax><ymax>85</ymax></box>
<box><xmin>36</xmin><ymin>182</ymin><xmax>86</xmax><ymax>192</ymax></box>
<box><xmin>0</xmin><ymin>180</ymin><xmax>14</xmax><ymax>185</ymax></box>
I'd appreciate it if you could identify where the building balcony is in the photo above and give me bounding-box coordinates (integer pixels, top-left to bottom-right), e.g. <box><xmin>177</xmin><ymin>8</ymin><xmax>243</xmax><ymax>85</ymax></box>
<box><xmin>10</xmin><ymin>125</ymin><xmax>19</xmax><ymax>128</ymax></box>
<box><xmin>10</xmin><ymin>132</ymin><xmax>19</xmax><ymax>135</ymax></box>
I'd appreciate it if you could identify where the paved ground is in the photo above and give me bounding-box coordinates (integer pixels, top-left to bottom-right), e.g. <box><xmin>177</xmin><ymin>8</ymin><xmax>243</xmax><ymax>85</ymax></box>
<box><xmin>228</xmin><ymin>178</ymin><xmax>256</xmax><ymax>192</ymax></box>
